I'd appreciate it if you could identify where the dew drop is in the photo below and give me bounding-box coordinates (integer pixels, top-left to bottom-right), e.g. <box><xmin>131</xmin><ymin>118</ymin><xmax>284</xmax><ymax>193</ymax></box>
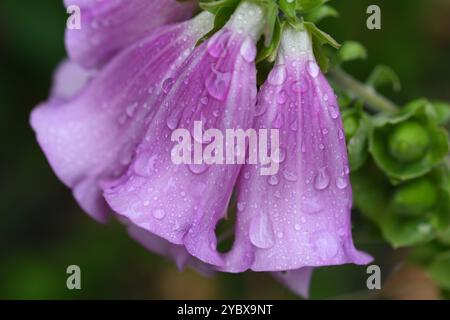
<box><xmin>237</xmin><ymin>201</ymin><xmax>246</xmax><ymax>211</ymax></box>
<box><xmin>302</xmin><ymin>196</ymin><xmax>324</xmax><ymax>214</ymax></box>
<box><xmin>268</xmin><ymin>65</ymin><xmax>287</xmax><ymax>86</ymax></box>
<box><xmin>313</xmin><ymin>232</ymin><xmax>339</xmax><ymax>261</ymax></box>
<box><xmin>162</xmin><ymin>78</ymin><xmax>174</xmax><ymax>94</ymax></box>
<box><xmin>249</xmin><ymin>213</ymin><xmax>275</xmax><ymax>249</ymax></box>
<box><xmin>153</xmin><ymin>209</ymin><xmax>166</xmax><ymax>220</ymax></box>
<box><xmin>307</xmin><ymin>61</ymin><xmax>320</xmax><ymax>78</ymax></box>
<box><xmin>205</xmin><ymin>66</ymin><xmax>231</xmax><ymax>101</ymax></box>
<box><xmin>277</xmin><ymin>90</ymin><xmax>288</xmax><ymax>104</ymax></box>
<box><xmin>283</xmin><ymin>170</ymin><xmax>298</xmax><ymax>182</ymax></box>
<box><xmin>272</xmin><ymin>113</ymin><xmax>285</xmax><ymax>129</ymax></box>
<box><xmin>291</xmin><ymin>77</ymin><xmax>309</xmax><ymax>93</ymax></box>
<box><xmin>290</xmin><ymin>119</ymin><xmax>298</xmax><ymax>131</ymax></box>
<box><xmin>188</xmin><ymin>163</ymin><xmax>209</xmax><ymax>175</ymax></box>
<box><xmin>336</xmin><ymin>177</ymin><xmax>348</xmax><ymax>190</ymax></box>
<box><xmin>200</xmin><ymin>96</ymin><xmax>209</xmax><ymax>105</ymax></box>
<box><xmin>294</xmin><ymin>224</ymin><xmax>301</xmax><ymax>231</ymax></box>
<box><xmin>268</xmin><ymin>175</ymin><xmax>279</xmax><ymax>186</ymax></box>
<box><xmin>328</xmin><ymin>105</ymin><xmax>339</xmax><ymax>119</ymax></box>
<box><xmin>314</xmin><ymin>168</ymin><xmax>330</xmax><ymax>190</ymax></box>
<box><xmin>207</xmin><ymin>32</ymin><xmax>228</xmax><ymax>58</ymax></box>
<box><xmin>239</xmin><ymin>36</ymin><xmax>256</xmax><ymax>62</ymax></box>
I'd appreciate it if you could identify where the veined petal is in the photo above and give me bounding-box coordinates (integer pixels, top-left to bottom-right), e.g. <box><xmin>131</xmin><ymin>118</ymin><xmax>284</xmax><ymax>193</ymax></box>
<box><xmin>31</xmin><ymin>13</ymin><xmax>214</xmax><ymax>222</ymax></box>
<box><xmin>273</xmin><ymin>267</ymin><xmax>314</xmax><ymax>299</ymax></box>
<box><xmin>104</xmin><ymin>2</ymin><xmax>265</xmax><ymax>266</ymax></box>
<box><xmin>128</xmin><ymin>224</ymin><xmax>214</xmax><ymax>276</ymax></box>
<box><xmin>225</xmin><ymin>27</ymin><xmax>373</xmax><ymax>272</ymax></box>
<box><xmin>65</xmin><ymin>0</ymin><xmax>197</xmax><ymax>68</ymax></box>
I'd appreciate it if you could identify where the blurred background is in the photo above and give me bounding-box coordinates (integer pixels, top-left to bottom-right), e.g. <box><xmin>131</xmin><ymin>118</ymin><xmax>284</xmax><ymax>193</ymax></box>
<box><xmin>0</xmin><ymin>0</ymin><xmax>449</xmax><ymax>299</ymax></box>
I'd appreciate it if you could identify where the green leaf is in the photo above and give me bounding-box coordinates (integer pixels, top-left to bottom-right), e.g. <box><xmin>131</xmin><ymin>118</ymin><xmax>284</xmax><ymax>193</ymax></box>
<box><xmin>303</xmin><ymin>21</ymin><xmax>340</xmax><ymax>49</ymax></box>
<box><xmin>369</xmin><ymin>99</ymin><xmax>449</xmax><ymax>184</ymax></box>
<box><xmin>367</xmin><ymin>65</ymin><xmax>401</xmax><ymax>92</ymax></box>
<box><xmin>428</xmin><ymin>251</ymin><xmax>450</xmax><ymax>291</ymax></box>
<box><xmin>338</xmin><ymin>41</ymin><xmax>367</xmax><ymax>63</ymax></box>
<box><xmin>296</xmin><ymin>0</ymin><xmax>330</xmax><ymax>13</ymax></box>
<box><xmin>305</xmin><ymin>5</ymin><xmax>339</xmax><ymax>23</ymax></box>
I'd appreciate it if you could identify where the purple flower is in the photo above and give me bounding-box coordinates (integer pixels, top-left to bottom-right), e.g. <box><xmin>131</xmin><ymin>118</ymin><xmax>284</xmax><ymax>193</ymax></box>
<box><xmin>30</xmin><ymin>1</ymin><xmax>373</xmax><ymax>298</ymax></box>
<box><xmin>224</xmin><ymin>27</ymin><xmax>372</xmax><ymax>272</ymax></box>
<box><xmin>103</xmin><ymin>2</ymin><xmax>265</xmax><ymax>267</ymax></box>
<box><xmin>31</xmin><ymin>12</ymin><xmax>215</xmax><ymax>222</ymax></box>
<box><xmin>65</xmin><ymin>0</ymin><xmax>197</xmax><ymax>68</ymax></box>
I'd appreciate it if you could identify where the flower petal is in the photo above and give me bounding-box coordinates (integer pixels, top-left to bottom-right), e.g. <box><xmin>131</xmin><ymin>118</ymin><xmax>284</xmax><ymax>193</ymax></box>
<box><xmin>65</xmin><ymin>0</ymin><xmax>197</xmax><ymax>68</ymax></box>
<box><xmin>128</xmin><ymin>223</ymin><xmax>214</xmax><ymax>276</ymax></box>
<box><xmin>31</xmin><ymin>13</ymin><xmax>214</xmax><ymax>222</ymax></box>
<box><xmin>104</xmin><ymin>2</ymin><xmax>265</xmax><ymax>267</ymax></box>
<box><xmin>225</xmin><ymin>27</ymin><xmax>373</xmax><ymax>272</ymax></box>
<box><xmin>273</xmin><ymin>267</ymin><xmax>314</xmax><ymax>299</ymax></box>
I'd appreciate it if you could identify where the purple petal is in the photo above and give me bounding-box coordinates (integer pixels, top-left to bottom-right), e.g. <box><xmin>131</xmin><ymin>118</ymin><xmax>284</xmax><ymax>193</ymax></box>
<box><xmin>30</xmin><ymin>13</ymin><xmax>214</xmax><ymax>222</ymax></box>
<box><xmin>65</xmin><ymin>0</ymin><xmax>197</xmax><ymax>68</ymax></box>
<box><xmin>128</xmin><ymin>223</ymin><xmax>214</xmax><ymax>276</ymax></box>
<box><xmin>273</xmin><ymin>267</ymin><xmax>314</xmax><ymax>299</ymax></box>
<box><xmin>224</xmin><ymin>28</ymin><xmax>373</xmax><ymax>272</ymax></box>
<box><xmin>104</xmin><ymin>2</ymin><xmax>265</xmax><ymax>267</ymax></box>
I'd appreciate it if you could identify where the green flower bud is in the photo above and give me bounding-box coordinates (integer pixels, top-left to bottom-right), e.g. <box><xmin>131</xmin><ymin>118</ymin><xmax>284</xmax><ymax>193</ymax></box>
<box><xmin>388</xmin><ymin>121</ymin><xmax>430</xmax><ymax>163</ymax></box>
<box><xmin>344</xmin><ymin>116</ymin><xmax>359</xmax><ymax>139</ymax></box>
<box><xmin>392</xmin><ymin>178</ymin><xmax>438</xmax><ymax>216</ymax></box>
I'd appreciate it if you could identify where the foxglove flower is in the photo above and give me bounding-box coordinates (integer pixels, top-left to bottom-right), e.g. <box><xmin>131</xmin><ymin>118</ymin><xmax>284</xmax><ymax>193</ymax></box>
<box><xmin>104</xmin><ymin>1</ymin><xmax>265</xmax><ymax>267</ymax></box>
<box><xmin>224</xmin><ymin>27</ymin><xmax>372</xmax><ymax>272</ymax></box>
<box><xmin>31</xmin><ymin>12</ymin><xmax>214</xmax><ymax>222</ymax></box>
<box><xmin>65</xmin><ymin>0</ymin><xmax>197</xmax><ymax>68</ymax></box>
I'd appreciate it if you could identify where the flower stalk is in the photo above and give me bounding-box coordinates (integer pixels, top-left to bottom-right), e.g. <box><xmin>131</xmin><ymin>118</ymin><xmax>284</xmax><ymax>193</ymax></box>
<box><xmin>330</xmin><ymin>67</ymin><xmax>400</xmax><ymax>114</ymax></box>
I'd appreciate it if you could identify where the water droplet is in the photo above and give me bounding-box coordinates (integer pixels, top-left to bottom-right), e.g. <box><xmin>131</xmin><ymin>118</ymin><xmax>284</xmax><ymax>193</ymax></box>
<box><xmin>291</xmin><ymin>77</ymin><xmax>309</xmax><ymax>93</ymax></box>
<box><xmin>274</xmin><ymin>148</ymin><xmax>286</xmax><ymax>163</ymax></box>
<box><xmin>277</xmin><ymin>90</ymin><xmax>288</xmax><ymax>104</ymax></box>
<box><xmin>166</xmin><ymin>110</ymin><xmax>182</xmax><ymax>130</ymax></box>
<box><xmin>313</xmin><ymin>232</ymin><xmax>339</xmax><ymax>261</ymax></box>
<box><xmin>268</xmin><ymin>65</ymin><xmax>287</xmax><ymax>86</ymax></box>
<box><xmin>322</xmin><ymin>128</ymin><xmax>329</xmax><ymax>135</ymax></box>
<box><xmin>268</xmin><ymin>175</ymin><xmax>279</xmax><ymax>186</ymax></box>
<box><xmin>283</xmin><ymin>170</ymin><xmax>298</xmax><ymax>182</ymax></box>
<box><xmin>237</xmin><ymin>202</ymin><xmax>246</xmax><ymax>211</ymax></box>
<box><xmin>143</xmin><ymin>200</ymin><xmax>150</xmax><ymax>207</ymax></box>
<box><xmin>294</xmin><ymin>224</ymin><xmax>301</xmax><ymax>231</ymax></box>
<box><xmin>188</xmin><ymin>163</ymin><xmax>209</xmax><ymax>175</ymax></box>
<box><xmin>162</xmin><ymin>78</ymin><xmax>174</xmax><ymax>94</ymax></box>
<box><xmin>126</xmin><ymin>103</ymin><xmax>138</xmax><ymax>117</ymax></box>
<box><xmin>239</xmin><ymin>36</ymin><xmax>256</xmax><ymax>62</ymax></box>
<box><xmin>272</xmin><ymin>113</ymin><xmax>284</xmax><ymax>129</ymax></box>
<box><xmin>277</xmin><ymin>232</ymin><xmax>284</xmax><ymax>239</ymax></box>
<box><xmin>319</xmin><ymin>143</ymin><xmax>325</xmax><ymax>150</ymax></box>
<box><xmin>249</xmin><ymin>213</ymin><xmax>275</xmax><ymax>249</ymax></box>
<box><xmin>338</xmin><ymin>129</ymin><xmax>345</xmax><ymax>140</ymax></box>
<box><xmin>314</xmin><ymin>168</ymin><xmax>330</xmax><ymax>190</ymax></box>
<box><xmin>307</xmin><ymin>61</ymin><xmax>320</xmax><ymax>78</ymax></box>
<box><xmin>153</xmin><ymin>209</ymin><xmax>166</xmax><ymax>220</ymax></box>
<box><xmin>328</xmin><ymin>105</ymin><xmax>339</xmax><ymax>119</ymax></box>
<box><xmin>133</xmin><ymin>154</ymin><xmax>157</xmax><ymax>177</ymax></box>
<box><xmin>290</xmin><ymin>119</ymin><xmax>298</xmax><ymax>131</ymax></box>
<box><xmin>344</xmin><ymin>165</ymin><xmax>350</xmax><ymax>175</ymax></box>
<box><xmin>205</xmin><ymin>66</ymin><xmax>231</xmax><ymax>101</ymax></box>
<box><xmin>207</xmin><ymin>32</ymin><xmax>229</xmax><ymax>58</ymax></box>
<box><xmin>336</xmin><ymin>177</ymin><xmax>348</xmax><ymax>190</ymax></box>
<box><xmin>323</xmin><ymin>93</ymin><xmax>329</xmax><ymax>101</ymax></box>
<box><xmin>302</xmin><ymin>196</ymin><xmax>324</xmax><ymax>214</ymax></box>
<box><xmin>200</xmin><ymin>96</ymin><xmax>209</xmax><ymax>105</ymax></box>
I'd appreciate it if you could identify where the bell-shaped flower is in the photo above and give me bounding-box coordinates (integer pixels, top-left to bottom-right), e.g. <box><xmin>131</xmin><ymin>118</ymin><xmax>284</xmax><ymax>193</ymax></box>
<box><xmin>30</xmin><ymin>12</ymin><xmax>214</xmax><ymax>222</ymax></box>
<box><xmin>224</xmin><ymin>27</ymin><xmax>373</xmax><ymax>272</ymax></box>
<box><xmin>103</xmin><ymin>2</ymin><xmax>265</xmax><ymax>267</ymax></box>
<box><xmin>65</xmin><ymin>0</ymin><xmax>197</xmax><ymax>68</ymax></box>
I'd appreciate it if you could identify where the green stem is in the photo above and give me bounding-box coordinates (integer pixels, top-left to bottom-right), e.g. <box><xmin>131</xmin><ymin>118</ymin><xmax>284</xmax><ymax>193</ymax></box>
<box><xmin>330</xmin><ymin>67</ymin><xmax>400</xmax><ymax>114</ymax></box>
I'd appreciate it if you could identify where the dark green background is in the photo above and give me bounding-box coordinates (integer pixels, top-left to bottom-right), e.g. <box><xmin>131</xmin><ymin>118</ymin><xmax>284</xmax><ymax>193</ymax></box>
<box><xmin>0</xmin><ymin>0</ymin><xmax>449</xmax><ymax>299</ymax></box>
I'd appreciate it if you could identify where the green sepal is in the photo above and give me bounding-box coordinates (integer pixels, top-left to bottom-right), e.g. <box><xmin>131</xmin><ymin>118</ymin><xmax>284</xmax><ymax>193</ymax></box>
<box><xmin>343</xmin><ymin>108</ymin><xmax>371</xmax><ymax>171</ymax></box>
<box><xmin>295</xmin><ymin>0</ymin><xmax>331</xmax><ymax>13</ymax></box>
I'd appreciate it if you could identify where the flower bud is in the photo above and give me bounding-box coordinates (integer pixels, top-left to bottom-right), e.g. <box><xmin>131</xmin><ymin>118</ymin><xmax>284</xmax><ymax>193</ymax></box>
<box><xmin>392</xmin><ymin>178</ymin><xmax>438</xmax><ymax>216</ymax></box>
<box><xmin>388</xmin><ymin>121</ymin><xmax>430</xmax><ymax>163</ymax></box>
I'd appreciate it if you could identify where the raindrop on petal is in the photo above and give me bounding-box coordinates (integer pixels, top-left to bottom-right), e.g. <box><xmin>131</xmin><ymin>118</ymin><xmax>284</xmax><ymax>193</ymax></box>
<box><xmin>249</xmin><ymin>213</ymin><xmax>275</xmax><ymax>249</ymax></box>
<box><xmin>314</xmin><ymin>168</ymin><xmax>330</xmax><ymax>190</ymax></box>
